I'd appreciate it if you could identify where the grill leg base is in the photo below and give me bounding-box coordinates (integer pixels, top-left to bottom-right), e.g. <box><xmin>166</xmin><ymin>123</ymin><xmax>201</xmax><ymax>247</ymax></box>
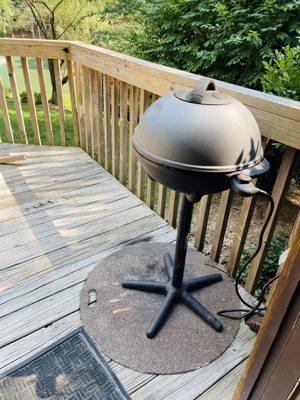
<box><xmin>121</xmin><ymin>252</ymin><xmax>223</xmax><ymax>338</ymax></box>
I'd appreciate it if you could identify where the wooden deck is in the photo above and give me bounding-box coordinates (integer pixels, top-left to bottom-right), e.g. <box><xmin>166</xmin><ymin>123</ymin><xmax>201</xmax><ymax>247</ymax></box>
<box><xmin>0</xmin><ymin>144</ymin><xmax>256</xmax><ymax>400</ymax></box>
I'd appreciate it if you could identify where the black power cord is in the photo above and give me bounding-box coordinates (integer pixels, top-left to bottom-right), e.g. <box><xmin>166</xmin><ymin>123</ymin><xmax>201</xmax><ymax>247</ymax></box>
<box><xmin>217</xmin><ymin>189</ymin><xmax>278</xmax><ymax>321</ymax></box>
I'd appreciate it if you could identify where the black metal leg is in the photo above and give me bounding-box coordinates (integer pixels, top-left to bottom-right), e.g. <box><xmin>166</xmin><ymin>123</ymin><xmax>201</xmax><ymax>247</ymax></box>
<box><xmin>172</xmin><ymin>196</ymin><xmax>194</xmax><ymax>288</ymax></box>
<box><xmin>181</xmin><ymin>291</ymin><xmax>223</xmax><ymax>332</ymax></box>
<box><xmin>147</xmin><ymin>291</ymin><xmax>176</xmax><ymax>339</ymax></box>
<box><xmin>122</xmin><ymin>280</ymin><xmax>166</xmax><ymax>294</ymax></box>
<box><xmin>185</xmin><ymin>273</ymin><xmax>222</xmax><ymax>292</ymax></box>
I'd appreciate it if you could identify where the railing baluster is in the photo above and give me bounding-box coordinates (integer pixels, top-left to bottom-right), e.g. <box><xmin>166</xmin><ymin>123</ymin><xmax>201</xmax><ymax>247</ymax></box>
<box><xmin>21</xmin><ymin>57</ymin><xmax>40</xmax><ymax>145</ymax></box>
<box><xmin>84</xmin><ymin>67</ymin><xmax>94</xmax><ymax>153</ymax></box>
<box><xmin>146</xmin><ymin>179</ymin><xmax>156</xmax><ymax>209</ymax></box>
<box><xmin>36</xmin><ymin>58</ymin><xmax>53</xmax><ymax>145</ymax></box>
<box><xmin>74</xmin><ymin>63</ymin><xmax>85</xmax><ymax>148</ymax></box>
<box><xmin>6</xmin><ymin>56</ymin><xmax>27</xmax><ymax>144</ymax></box>
<box><xmin>128</xmin><ymin>85</ymin><xmax>139</xmax><ymax>191</ymax></box>
<box><xmin>157</xmin><ymin>185</ymin><xmax>167</xmax><ymax>218</ymax></box>
<box><xmin>136</xmin><ymin>163</ymin><xmax>145</xmax><ymax>200</ymax></box>
<box><xmin>103</xmin><ymin>75</ymin><xmax>112</xmax><ymax>172</ymax></box>
<box><xmin>0</xmin><ymin>76</ymin><xmax>14</xmax><ymax>143</ymax></box>
<box><xmin>136</xmin><ymin>89</ymin><xmax>148</xmax><ymax>200</ymax></box>
<box><xmin>145</xmin><ymin>93</ymin><xmax>159</xmax><ymax>210</ymax></box>
<box><xmin>66</xmin><ymin>60</ymin><xmax>80</xmax><ymax>147</ymax></box>
<box><xmin>111</xmin><ymin>78</ymin><xmax>119</xmax><ymax>177</ymax></box>
<box><xmin>167</xmin><ymin>191</ymin><xmax>180</xmax><ymax>228</ymax></box>
<box><xmin>97</xmin><ymin>72</ymin><xmax>105</xmax><ymax>164</ymax></box>
<box><xmin>82</xmin><ymin>66</ymin><xmax>93</xmax><ymax>156</ymax></box>
<box><xmin>245</xmin><ymin>146</ymin><xmax>297</xmax><ymax>293</ymax></box>
<box><xmin>194</xmin><ymin>195</ymin><xmax>213</xmax><ymax>252</ymax></box>
<box><xmin>210</xmin><ymin>190</ymin><xmax>234</xmax><ymax>262</ymax></box>
<box><xmin>227</xmin><ymin>194</ymin><xmax>257</xmax><ymax>277</ymax></box>
<box><xmin>90</xmin><ymin>70</ymin><xmax>101</xmax><ymax>161</ymax></box>
<box><xmin>53</xmin><ymin>59</ymin><xmax>66</xmax><ymax>146</ymax></box>
<box><xmin>119</xmin><ymin>81</ymin><xmax>128</xmax><ymax>185</ymax></box>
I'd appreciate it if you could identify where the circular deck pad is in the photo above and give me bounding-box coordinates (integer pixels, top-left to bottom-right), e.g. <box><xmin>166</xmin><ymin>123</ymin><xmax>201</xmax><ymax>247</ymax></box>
<box><xmin>80</xmin><ymin>243</ymin><xmax>240</xmax><ymax>374</ymax></box>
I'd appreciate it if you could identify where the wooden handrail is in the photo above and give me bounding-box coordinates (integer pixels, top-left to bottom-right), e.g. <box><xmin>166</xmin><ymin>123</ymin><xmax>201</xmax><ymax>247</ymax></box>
<box><xmin>0</xmin><ymin>38</ymin><xmax>71</xmax><ymax>59</ymax></box>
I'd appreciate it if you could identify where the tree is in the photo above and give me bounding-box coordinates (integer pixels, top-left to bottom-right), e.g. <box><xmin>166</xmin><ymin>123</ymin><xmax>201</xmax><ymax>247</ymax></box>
<box><xmin>0</xmin><ymin>0</ymin><xmax>13</xmax><ymax>35</ymax></box>
<box><xmin>22</xmin><ymin>0</ymin><xmax>101</xmax><ymax>103</ymax></box>
<box><xmin>100</xmin><ymin>0</ymin><xmax>300</xmax><ymax>90</ymax></box>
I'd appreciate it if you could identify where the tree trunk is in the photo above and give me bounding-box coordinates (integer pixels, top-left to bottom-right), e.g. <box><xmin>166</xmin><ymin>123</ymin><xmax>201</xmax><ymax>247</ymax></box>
<box><xmin>48</xmin><ymin>59</ymin><xmax>57</xmax><ymax>105</ymax></box>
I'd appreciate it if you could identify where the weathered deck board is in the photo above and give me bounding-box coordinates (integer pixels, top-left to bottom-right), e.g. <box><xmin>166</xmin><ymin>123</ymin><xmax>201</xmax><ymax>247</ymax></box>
<box><xmin>0</xmin><ymin>144</ymin><xmax>255</xmax><ymax>399</ymax></box>
<box><xmin>196</xmin><ymin>360</ymin><xmax>247</xmax><ymax>400</ymax></box>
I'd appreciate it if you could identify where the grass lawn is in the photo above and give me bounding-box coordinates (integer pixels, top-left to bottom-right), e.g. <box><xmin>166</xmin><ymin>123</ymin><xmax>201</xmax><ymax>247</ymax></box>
<box><xmin>0</xmin><ymin>57</ymin><xmax>67</xmax><ymax>96</ymax></box>
<box><xmin>0</xmin><ymin>56</ymin><xmax>74</xmax><ymax>146</ymax></box>
<box><xmin>0</xmin><ymin>98</ymin><xmax>75</xmax><ymax>146</ymax></box>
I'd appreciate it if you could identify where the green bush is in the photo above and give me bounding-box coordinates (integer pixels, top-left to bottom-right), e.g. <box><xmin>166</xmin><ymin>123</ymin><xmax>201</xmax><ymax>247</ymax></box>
<box><xmin>262</xmin><ymin>37</ymin><xmax>300</xmax><ymax>100</ymax></box>
<box><xmin>261</xmin><ymin>39</ymin><xmax>300</xmax><ymax>185</ymax></box>
<box><xmin>100</xmin><ymin>0</ymin><xmax>300</xmax><ymax>89</ymax></box>
<box><xmin>34</xmin><ymin>92</ymin><xmax>42</xmax><ymax>105</ymax></box>
<box><xmin>240</xmin><ymin>233</ymin><xmax>288</xmax><ymax>298</ymax></box>
<box><xmin>20</xmin><ymin>91</ymin><xmax>28</xmax><ymax>103</ymax></box>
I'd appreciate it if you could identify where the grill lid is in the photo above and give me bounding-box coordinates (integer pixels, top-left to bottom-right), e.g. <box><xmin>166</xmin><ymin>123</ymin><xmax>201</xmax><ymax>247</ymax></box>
<box><xmin>133</xmin><ymin>78</ymin><xmax>264</xmax><ymax>173</ymax></box>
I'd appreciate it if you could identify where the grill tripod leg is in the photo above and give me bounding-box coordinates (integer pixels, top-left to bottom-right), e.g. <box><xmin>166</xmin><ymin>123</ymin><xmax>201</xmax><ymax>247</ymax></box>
<box><xmin>181</xmin><ymin>291</ymin><xmax>223</xmax><ymax>332</ymax></box>
<box><xmin>122</xmin><ymin>280</ymin><xmax>166</xmax><ymax>294</ymax></box>
<box><xmin>147</xmin><ymin>291</ymin><xmax>176</xmax><ymax>339</ymax></box>
<box><xmin>185</xmin><ymin>274</ymin><xmax>222</xmax><ymax>292</ymax></box>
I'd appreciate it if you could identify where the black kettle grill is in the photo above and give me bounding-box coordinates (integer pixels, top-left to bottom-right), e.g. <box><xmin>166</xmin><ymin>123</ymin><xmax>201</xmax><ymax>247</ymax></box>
<box><xmin>122</xmin><ymin>78</ymin><xmax>270</xmax><ymax>339</ymax></box>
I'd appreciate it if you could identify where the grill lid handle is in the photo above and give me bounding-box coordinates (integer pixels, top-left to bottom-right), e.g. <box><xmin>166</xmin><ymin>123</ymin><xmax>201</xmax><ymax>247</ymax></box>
<box><xmin>186</xmin><ymin>78</ymin><xmax>216</xmax><ymax>104</ymax></box>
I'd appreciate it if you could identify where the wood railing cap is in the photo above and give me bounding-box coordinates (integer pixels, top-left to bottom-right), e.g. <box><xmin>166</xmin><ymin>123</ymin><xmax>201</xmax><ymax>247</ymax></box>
<box><xmin>0</xmin><ymin>38</ymin><xmax>72</xmax><ymax>59</ymax></box>
<box><xmin>70</xmin><ymin>41</ymin><xmax>300</xmax><ymax>112</ymax></box>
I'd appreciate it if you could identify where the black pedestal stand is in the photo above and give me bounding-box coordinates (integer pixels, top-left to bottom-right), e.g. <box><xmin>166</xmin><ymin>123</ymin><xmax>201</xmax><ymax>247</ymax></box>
<box><xmin>122</xmin><ymin>195</ymin><xmax>224</xmax><ymax>338</ymax></box>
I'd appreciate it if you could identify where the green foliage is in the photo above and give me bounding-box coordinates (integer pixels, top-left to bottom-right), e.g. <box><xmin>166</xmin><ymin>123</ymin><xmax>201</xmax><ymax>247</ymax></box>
<box><xmin>100</xmin><ymin>0</ymin><xmax>300</xmax><ymax>89</ymax></box>
<box><xmin>0</xmin><ymin>98</ymin><xmax>74</xmax><ymax>145</ymax></box>
<box><xmin>261</xmin><ymin>39</ymin><xmax>300</xmax><ymax>185</ymax></box>
<box><xmin>261</xmin><ymin>38</ymin><xmax>300</xmax><ymax>100</ymax></box>
<box><xmin>20</xmin><ymin>0</ymin><xmax>102</xmax><ymax>41</ymax></box>
<box><xmin>0</xmin><ymin>1</ymin><xmax>32</xmax><ymax>36</ymax></box>
<box><xmin>240</xmin><ymin>233</ymin><xmax>288</xmax><ymax>298</ymax></box>
<box><xmin>0</xmin><ymin>0</ymin><xmax>13</xmax><ymax>35</ymax></box>
<box><xmin>4</xmin><ymin>86</ymin><xmax>11</xmax><ymax>98</ymax></box>
<box><xmin>20</xmin><ymin>91</ymin><xmax>28</xmax><ymax>103</ymax></box>
<box><xmin>34</xmin><ymin>92</ymin><xmax>42</xmax><ymax>105</ymax></box>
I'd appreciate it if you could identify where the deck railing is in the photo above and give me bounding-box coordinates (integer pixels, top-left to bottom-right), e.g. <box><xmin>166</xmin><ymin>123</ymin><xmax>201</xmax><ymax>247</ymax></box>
<box><xmin>0</xmin><ymin>38</ymin><xmax>299</xmax><ymax>296</ymax></box>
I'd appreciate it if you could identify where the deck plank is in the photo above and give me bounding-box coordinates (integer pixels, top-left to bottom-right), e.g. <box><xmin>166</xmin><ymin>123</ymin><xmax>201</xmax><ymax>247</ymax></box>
<box><xmin>109</xmin><ymin>361</ymin><xmax>155</xmax><ymax>395</ymax></box>
<box><xmin>0</xmin><ymin>195</ymin><xmax>141</xmax><ymax>252</ymax></box>
<box><xmin>0</xmin><ymin>143</ymin><xmax>255</xmax><ymax>399</ymax></box>
<box><xmin>0</xmin><ymin>205</ymin><xmax>155</xmax><ymax>270</ymax></box>
<box><xmin>195</xmin><ymin>360</ymin><xmax>247</xmax><ymax>400</ymax></box>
